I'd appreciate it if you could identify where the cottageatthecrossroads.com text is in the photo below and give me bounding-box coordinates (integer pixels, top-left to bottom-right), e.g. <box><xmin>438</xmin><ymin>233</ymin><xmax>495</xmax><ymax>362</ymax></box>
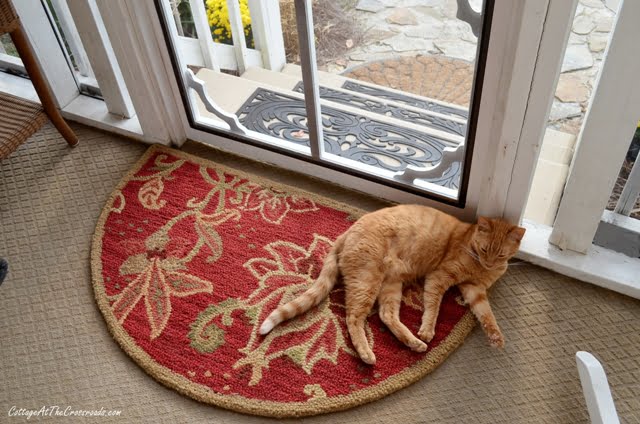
<box><xmin>8</xmin><ymin>405</ymin><xmax>122</xmax><ymax>419</ymax></box>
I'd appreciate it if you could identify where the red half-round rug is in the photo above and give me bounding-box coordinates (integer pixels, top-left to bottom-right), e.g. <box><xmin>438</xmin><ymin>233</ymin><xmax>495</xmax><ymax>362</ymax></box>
<box><xmin>91</xmin><ymin>145</ymin><xmax>475</xmax><ymax>417</ymax></box>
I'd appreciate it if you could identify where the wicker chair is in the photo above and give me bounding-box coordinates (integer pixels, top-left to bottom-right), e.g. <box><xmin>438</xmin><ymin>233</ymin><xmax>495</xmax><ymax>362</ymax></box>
<box><xmin>0</xmin><ymin>0</ymin><xmax>78</xmax><ymax>159</ymax></box>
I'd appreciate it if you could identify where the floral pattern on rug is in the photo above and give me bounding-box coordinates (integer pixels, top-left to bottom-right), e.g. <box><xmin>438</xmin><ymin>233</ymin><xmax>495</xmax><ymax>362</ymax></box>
<box><xmin>94</xmin><ymin>146</ymin><xmax>472</xmax><ymax>416</ymax></box>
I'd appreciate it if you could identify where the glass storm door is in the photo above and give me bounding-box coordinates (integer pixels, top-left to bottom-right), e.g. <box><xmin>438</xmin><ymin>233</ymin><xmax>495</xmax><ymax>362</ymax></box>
<box><xmin>147</xmin><ymin>0</ymin><xmax>576</xmax><ymax>221</ymax></box>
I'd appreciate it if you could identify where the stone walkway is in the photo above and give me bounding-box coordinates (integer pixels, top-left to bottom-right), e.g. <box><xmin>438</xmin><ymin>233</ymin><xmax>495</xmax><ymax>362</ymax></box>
<box><xmin>325</xmin><ymin>0</ymin><xmax>618</xmax><ymax>135</ymax></box>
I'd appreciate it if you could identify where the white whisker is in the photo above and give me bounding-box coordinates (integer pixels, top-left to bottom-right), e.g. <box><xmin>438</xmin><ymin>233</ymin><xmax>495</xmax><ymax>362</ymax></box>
<box><xmin>462</xmin><ymin>247</ymin><xmax>480</xmax><ymax>262</ymax></box>
<box><xmin>462</xmin><ymin>247</ymin><xmax>502</xmax><ymax>271</ymax></box>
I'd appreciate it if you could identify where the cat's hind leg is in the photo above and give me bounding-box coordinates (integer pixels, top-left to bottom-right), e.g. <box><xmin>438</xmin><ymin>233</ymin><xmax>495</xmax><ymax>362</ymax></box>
<box><xmin>378</xmin><ymin>279</ymin><xmax>427</xmax><ymax>353</ymax></box>
<box><xmin>344</xmin><ymin>273</ymin><xmax>381</xmax><ymax>365</ymax></box>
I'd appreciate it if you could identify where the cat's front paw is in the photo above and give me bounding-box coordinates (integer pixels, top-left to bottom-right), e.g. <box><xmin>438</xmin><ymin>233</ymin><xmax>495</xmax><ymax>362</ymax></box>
<box><xmin>486</xmin><ymin>326</ymin><xmax>504</xmax><ymax>349</ymax></box>
<box><xmin>408</xmin><ymin>338</ymin><xmax>428</xmax><ymax>353</ymax></box>
<box><xmin>417</xmin><ymin>326</ymin><xmax>435</xmax><ymax>343</ymax></box>
<box><xmin>359</xmin><ymin>350</ymin><xmax>377</xmax><ymax>365</ymax></box>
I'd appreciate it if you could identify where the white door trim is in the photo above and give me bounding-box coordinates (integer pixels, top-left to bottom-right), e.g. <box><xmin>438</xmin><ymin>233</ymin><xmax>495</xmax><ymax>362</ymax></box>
<box><xmin>502</xmin><ymin>0</ymin><xmax>578</xmax><ymax>223</ymax></box>
<box><xmin>294</xmin><ymin>0</ymin><xmax>324</xmax><ymax>160</ymax></box>
<box><xmin>95</xmin><ymin>0</ymin><xmax>186</xmax><ymax>145</ymax></box>
<box><xmin>519</xmin><ymin>220</ymin><xmax>640</xmax><ymax>299</ymax></box>
<box><xmin>477</xmin><ymin>0</ymin><xmax>578</xmax><ymax>222</ymax></box>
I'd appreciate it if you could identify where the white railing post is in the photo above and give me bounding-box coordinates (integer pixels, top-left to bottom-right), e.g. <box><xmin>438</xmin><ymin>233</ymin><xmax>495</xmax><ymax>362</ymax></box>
<box><xmin>225</xmin><ymin>0</ymin><xmax>248</xmax><ymax>74</ymax></box>
<box><xmin>188</xmin><ymin>0</ymin><xmax>220</xmax><ymax>71</ymax></box>
<box><xmin>169</xmin><ymin>0</ymin><xmax>185</xmax><ymax>36</ymax></box>
<box><xmin>550</xmin><ymin>0</ymin><xmax>640</xmax><ymax>253</ymax></box>
<box><xmin>614</xmin><ymin>157</ymin><xmax>640</xmax><ymax>216</ymax></box>
<box><xmin>49</xmin><ymin>0</ymin><xmax>94</xmax><ymax>78</ymax></box>
<box><xmin>67</xmin><ymin>0</ymin><xmax>136</xmax><ymax>119</ymax></box>
<box><xmin>248</xmin><ymin>0</ymin><xmax>286</xmax><ymax>71</ymax></box>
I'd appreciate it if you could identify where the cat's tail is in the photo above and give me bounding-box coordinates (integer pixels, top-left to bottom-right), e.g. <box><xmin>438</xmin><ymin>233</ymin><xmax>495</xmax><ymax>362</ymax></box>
<box><xmin>259</xmin><ymin>234</ymin><xmax>345</xmax><ymax>335</ymax></box>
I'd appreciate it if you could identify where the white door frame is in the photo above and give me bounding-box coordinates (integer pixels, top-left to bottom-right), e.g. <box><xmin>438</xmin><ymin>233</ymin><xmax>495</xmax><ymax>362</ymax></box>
<box><xmin>139</xmin><ymin>0</ymin><xmax>575</xmax><ymax>222</ymax></box>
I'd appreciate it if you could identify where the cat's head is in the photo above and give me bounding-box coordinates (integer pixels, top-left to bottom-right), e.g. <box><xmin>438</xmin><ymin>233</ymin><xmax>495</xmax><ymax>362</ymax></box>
<box><xmin>470</xmin><ymin>217</ymin><xmax>525</xmax><ymax>269</ymax></box>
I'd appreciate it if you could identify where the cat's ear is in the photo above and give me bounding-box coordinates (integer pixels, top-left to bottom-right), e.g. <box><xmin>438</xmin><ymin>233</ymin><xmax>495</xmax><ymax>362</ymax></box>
<box><xmin>477</xmin><ymin>216</ymin><xmax>491</xmax><ymax>233</ymax></box>
<box><xmin>508</xmin><ymin>226</ymin><xmax>526</xmax><ymax>242</ymax></box>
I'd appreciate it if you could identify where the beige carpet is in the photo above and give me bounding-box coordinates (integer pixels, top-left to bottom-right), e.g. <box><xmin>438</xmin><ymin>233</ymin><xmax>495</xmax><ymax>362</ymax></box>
<box><xmin>1</xmin><ymin>123</ymin><xmax>639</xmax><ymax>423</ymax></box>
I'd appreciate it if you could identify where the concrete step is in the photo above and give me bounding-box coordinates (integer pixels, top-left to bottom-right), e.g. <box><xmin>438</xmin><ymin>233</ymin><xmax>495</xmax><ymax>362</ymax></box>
<box><xmin>194</xmin><ymin>68</ymin><xmax>461</xmax><ymax>173</ymax></box>
<box><xmin>242</xmin><ymin>66</ymin><xmax>467</xmax><ymax>140</ymax></box>
<box><xmin>538</xmin><ymin>128</ymin><xmax>575</xmax><ymax>165</ymax></box>
<box><xmin>523</xmin><ymin>129</ymin><xmax>576</xmax><ymax>225</ymax></box>
<box><xmin>282</xmin><ymin>64</ymin><xmax>469</xmax><ymax>120</ymax></box>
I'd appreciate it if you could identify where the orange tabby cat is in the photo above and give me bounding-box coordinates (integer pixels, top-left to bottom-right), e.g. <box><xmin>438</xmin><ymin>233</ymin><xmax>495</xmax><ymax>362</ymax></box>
<box><xmin>259</xmin><ymin>205</ymin><xmax>525</xmax><ymax>364</ymax></box>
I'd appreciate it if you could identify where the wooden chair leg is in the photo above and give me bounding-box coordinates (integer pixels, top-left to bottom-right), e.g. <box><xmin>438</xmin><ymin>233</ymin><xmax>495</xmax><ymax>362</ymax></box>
<box><xmin>10</xmin><ymin>26</ymin><xmax>79</xmax><ymax>147</ymax></box>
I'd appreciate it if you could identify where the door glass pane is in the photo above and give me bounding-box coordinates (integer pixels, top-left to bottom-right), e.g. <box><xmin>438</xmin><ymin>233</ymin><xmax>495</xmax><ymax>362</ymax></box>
<box><xmin>160</xmin><ymin>0</ymin><xmax>493</xmax><ymax>204</ymax></box>
<box><xmin>0</xmin><ymin>22</ymin><xmax>23</xmax><ymax>78</ymax></box>
<box><xmin>44</xmin><ymin>0</ymin><xmax>102</xmax><ymax>97</ymax></box>
<box><xmin>0</xmin><ymin>34</ymin><xmax>22</xmax><ymax>76</ymax></box>
<box><xmin>0</xmin><ymin>1</ymin><xmax>102</xmax><ymax>98</ymax></box>
<box><xmin>165</xmin><ymin>0</ymin><xmax>312</xmax><ymax>157</ymax></box>
<box><xmin>0</xmin><ymin>35</ymin><xmax>18</xmax><ymax>58</ymax></box>
<box><xmin>265</xmin><ymin>0</ymin><xmax>489</xmax><ymax>202</ymax></box>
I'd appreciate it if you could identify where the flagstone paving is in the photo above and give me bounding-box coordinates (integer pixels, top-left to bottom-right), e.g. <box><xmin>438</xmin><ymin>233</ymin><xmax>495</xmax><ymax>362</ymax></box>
<box><xmin>324</xmin><ymin>0</ymin><xmax>617</xmax><ymax>134</ymax></box>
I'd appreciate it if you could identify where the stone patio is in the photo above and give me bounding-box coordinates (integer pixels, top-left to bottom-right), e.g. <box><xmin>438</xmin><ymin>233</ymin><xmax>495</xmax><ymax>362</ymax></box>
<box><xmin>321</xmin><ymin>0</ymin><xmax>618</xmax><ymax>135</ymax></box>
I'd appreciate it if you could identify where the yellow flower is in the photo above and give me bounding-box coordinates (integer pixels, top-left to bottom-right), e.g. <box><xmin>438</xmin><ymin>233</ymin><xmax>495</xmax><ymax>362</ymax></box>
<box><xmin>205</xmin><ymin>0</ymin><xmax>253</xmax><ymax>47</ymax></box>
